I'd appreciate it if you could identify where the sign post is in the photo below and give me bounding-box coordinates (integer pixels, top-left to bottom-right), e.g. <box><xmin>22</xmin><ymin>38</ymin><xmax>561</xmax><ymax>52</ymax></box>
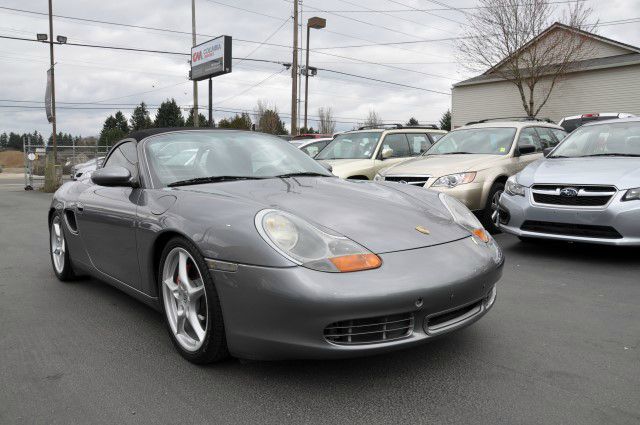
<box><xmin>190</xmin><ymin>35</ymin><xmax>232</xmax><ymax>127</ymax></box>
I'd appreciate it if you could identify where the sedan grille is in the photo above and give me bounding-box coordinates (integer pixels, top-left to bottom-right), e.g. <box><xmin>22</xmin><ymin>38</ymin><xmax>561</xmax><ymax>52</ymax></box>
<box><xmin>521</xmin><ymin>220</ymin><xmax>623</xmax><ymax>239</ymax></box>
<box><xmin>384</xmin><ymin>175</ymin><xmax>430</xmax><ymax>186</ymax></box>
<box><xmin>324</xmin><ymin>313</ymin><xmax>414</xmax><ymax>345</ymax></box>
<box><xmin>531</xmin><ymin>184</ymin><xmax>616</xmax><ymax>207</ymax></box>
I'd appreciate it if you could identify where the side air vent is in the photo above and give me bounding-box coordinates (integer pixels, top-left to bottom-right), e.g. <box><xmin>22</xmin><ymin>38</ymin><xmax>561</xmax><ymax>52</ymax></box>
<box><xmin>64</xmin><ymin>209</ymin><xmax>78</xmax><ymax>233</ymax></box>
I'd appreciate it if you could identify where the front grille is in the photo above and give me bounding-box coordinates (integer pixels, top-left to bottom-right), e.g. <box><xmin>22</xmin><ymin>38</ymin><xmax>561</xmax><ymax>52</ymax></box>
<box><xmin>425</xmin><ymin>299</ymin><xmax>483</xmax><ymax>333</ymax></box>
<box><xmin>324</xmin><ymin>313</ymin><xmax>414</xmax><ymax>345</ymax></box>
<box><xmin>521</xmin><ymin>220</ymin><xmax>623</xmax><ymax>239</ymax></box>
<box><xmin>531</xmin><ymin>184</ymin><xmax>616</xmax><ymax>207</ymax></box>
<box><xmin>384</xmin><ymin>175</ymin><xmax>429</xmax><ymax>186</ymax></box>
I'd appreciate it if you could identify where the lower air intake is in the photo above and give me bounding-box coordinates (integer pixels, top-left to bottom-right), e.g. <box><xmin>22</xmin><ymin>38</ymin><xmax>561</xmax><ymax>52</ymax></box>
<box><xmin>324</xmin><ymin>313</ymin><xmax>414</xmax><ymax>345</ymax></box>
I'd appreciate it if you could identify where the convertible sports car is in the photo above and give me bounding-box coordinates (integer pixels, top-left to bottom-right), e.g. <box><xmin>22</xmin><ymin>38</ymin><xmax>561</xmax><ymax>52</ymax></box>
<box><xmin>49</xmin><ymin>128</ymin><xmax>503</xmax><ymax>363</ymax></box>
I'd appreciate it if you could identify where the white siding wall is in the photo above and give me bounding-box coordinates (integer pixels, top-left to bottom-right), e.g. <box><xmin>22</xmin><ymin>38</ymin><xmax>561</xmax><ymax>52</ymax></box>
<box><xmin>452</xmin><ymin>64</ymin><xmax>640</xmax><ymax>128</ymax></box>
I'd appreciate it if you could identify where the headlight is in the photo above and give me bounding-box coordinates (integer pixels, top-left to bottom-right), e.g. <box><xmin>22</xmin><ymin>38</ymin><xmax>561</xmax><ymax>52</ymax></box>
<box><xmin>622</xmin><ymin>187</ymin><xmax>640</xmax><ymax>201</ymax></box>
<box><xmin>439</xmin><ymin>193</ymin><xmax>490</xmax><ymax>243</ymax></box>
<box><xmin>373</xmin><ymin>173</ymin><xmax>384</xmax><ymax>182</ymax></box>
<box><xmin>432</xmin><ymin>172</ymin><xmax>476</xmax><ymax>188</ymax></box>
<box><xmin>505</xmin><ymin>175</ymin><xmax>525</xmax><ymax>196</ymax></box>
<box><xmin>256</xmin><ymin>209</ymin><xmax>382</xmax><ymax>273</ymax></box>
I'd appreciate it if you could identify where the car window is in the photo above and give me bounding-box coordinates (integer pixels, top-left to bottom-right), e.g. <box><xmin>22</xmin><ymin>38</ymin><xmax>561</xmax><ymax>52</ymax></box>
<box><xmin>428</xmin><ymin>132</ymin><xmax>445</xmax><ymax>142</ymax></box>
<box><xmin>517</xmin><ymin>127</ymin><xmax>543</xmax><ymax>153</ymax></box>
<box><xmin>550</xmin><ymin>121</ymin><xmax>640</xmax><ymax>158</ymax></box>
<box><xmin>428</xmin><ymin>127</ymin><xmax>516</xmax><ymax>155</ymax></box>
<box><xmin>301</xmin><ymin>140</ymin><xmax>329</xmax><ymax>157</ymax></box>
<box><xmin>381</xmin><ymin>133</ymin><xmax>411</xmax><ymax>158</ymax></box>
<box><xmin>406</xmin><ymin>134</ymin><xmax>432</xmax><ymax>155</ymax></box>
<box><xmin>534</xmin><ymin>127</ymin><xmax>559</xmax><ymax>148</ymax></box>
<box><xmin>316</xmin><ymin>132</ymin><xmax>380</xmax><ymax>160</ymax></box>
<box><xmin>550</xmin><ymin>128</ymin><xmax>567</xmax><ymax>143</ymax></box>
<box><xmin>104</xmin><ymin>141</ymin><xmax>138</xmax><ymax>179</ymax></box>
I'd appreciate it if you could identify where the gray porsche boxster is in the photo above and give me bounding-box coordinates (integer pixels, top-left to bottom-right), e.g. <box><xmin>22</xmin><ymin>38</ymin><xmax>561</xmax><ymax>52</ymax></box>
<box><xmin>49</xmin><ymin>128</ymin><xmax>503</xmax><ymax>363</ymax></box>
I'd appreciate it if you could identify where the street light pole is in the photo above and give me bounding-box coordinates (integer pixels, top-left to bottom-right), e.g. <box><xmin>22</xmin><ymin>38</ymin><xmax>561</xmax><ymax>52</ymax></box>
<box><xmin>191</xmin><ymin>0</ymin><xmax>199</xmax><ymax>127</ymax></box>
<box><xmin>304</xmin><ymin>17</ymin><xmax>326</xmax><ymax>131</ymax></box>
<box><xmin>290</xmin><ymin>0</ymin><xmax>298</xmax><ymax>136</ymax></box>
<box><xmin>48</xmin><ymin>0</ymin><xmax>57</xmax><ymax>163</ymax></box>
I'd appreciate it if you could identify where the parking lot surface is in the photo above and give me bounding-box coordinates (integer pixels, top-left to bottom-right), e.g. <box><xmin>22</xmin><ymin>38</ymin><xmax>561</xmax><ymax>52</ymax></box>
<box><xmin>1</xmin><ymin>186</ymin><xmax>639</xmax><ymax>425</ymax></box>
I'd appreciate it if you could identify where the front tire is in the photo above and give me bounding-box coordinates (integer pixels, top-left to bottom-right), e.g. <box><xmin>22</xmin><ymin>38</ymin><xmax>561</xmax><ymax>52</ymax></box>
<box><xmin>49</xmin><ymin>213</ymin><xmax>76</xmax><ymax>281</ymax></box>
<box><xmin>481</xmin><ymin>182</ymin><xmax>505</xmax><ymax>234</ymax></box>
<box><xmin>158</xmin><ymin>237</ymin><xmax>228</xmax><ymax>364</ymax></box>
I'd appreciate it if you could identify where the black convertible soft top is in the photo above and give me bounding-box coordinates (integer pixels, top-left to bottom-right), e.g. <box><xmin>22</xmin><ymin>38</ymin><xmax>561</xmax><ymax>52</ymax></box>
<box><xmin>126</xmin><ymin>127</ymin><xmax>229</xmax><ymax>142</ymax></box>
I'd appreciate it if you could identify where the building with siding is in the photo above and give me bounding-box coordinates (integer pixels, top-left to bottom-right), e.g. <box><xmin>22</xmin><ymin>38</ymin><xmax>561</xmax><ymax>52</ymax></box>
<box><xmin>452</xmin><ymin>23</ymin><xmax>640</xmax><ymax>128</ymax></box>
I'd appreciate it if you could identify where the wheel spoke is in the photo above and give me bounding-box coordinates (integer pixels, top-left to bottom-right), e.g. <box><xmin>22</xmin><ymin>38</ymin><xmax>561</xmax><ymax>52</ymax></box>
<box><xmin>176</xmin><ymin>310</ymin><xmax>186</xmax><ymax>335</ymax></box>
<box><xmin>163</xmin><ymin>278</ymin><xmax>180</xmax><ymax>299</ymax></box>
<box><xmin>178</xmin><ymin>251</ymin><xmax>190</xmax><ymax>286</ymax></box>
<box><xmin>188</xmin><ymin>310</ymin><xmax>206</xmax><ymax>342</ymax></box>
<box><xmin>53</xmin><ymin>222</ymin><xmax>61</xmax><ymax>238</ymax></box>
<box><xmin>188</xmin><ymin>284</ymin><xmax>205</xmax><ymax>301</ymax></box>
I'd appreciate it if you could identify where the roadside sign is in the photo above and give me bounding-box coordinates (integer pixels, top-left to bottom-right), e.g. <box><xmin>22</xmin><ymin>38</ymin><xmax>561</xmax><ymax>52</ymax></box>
<box><xmin>27</xmin><ymin>153</ymin><xmax>36</xmax><ymax>161</ymax></box>
<box><xmin>190</xmin><ymin>36</ymin><xmax>232</xmax><ymax>81</ymax></box>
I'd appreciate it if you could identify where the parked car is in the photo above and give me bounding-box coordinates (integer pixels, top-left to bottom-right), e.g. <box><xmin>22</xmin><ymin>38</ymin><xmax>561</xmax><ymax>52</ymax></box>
<box><xmin>49</xmin><ymin>128</ymin><xmax>503</xmax><ymax>363</ymax></box>
<box><xmin>558</xmin><ymin>113</ymin><xmax>636</xmax><ymax>133</ymax></box>
<box><xmin>71</xmin><ymin>157</ymin><xmax>104</xmax><ymax>180</ymax></box>
<box><xmin>291</xmin><ymin>133</ymin><xmax>332</xmax><ymax>140</ymax></box>
<box><xmin>291</xmin><ymin>137</ymin><xmax>333</xmax><ymax>158</ymax></box>
<box><xmin>315</xmin><ymin>125</ymin><xmax>447</xmax><ymax>179</ymax></box>
<box><xmin>374</xmin><ymin>119</ymin><xmax>567</xmax><ymax>232</ymax></box>
<box><xmin>498</xmin><ymin>117</ymin><xmax>640</xmax><ymax>245</ymax></box>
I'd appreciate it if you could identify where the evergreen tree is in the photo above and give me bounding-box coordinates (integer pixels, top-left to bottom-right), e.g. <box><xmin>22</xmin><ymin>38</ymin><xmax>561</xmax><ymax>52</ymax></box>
<box><xmin>7</xmin><ymin>132</ymin><xmax>23</xmax><ymax>150</ymax></box>
<box><xmin>98</xmin><ymin>115</ymin><xmax>125</xmax><ymax>146</ymax></box>
<box><xmin>0</xmin><ymin>132</ymin><xmax>7</xmax><ymax>149</ymax></box>
<box><xmin>130</xmin><ymin>102</ymin><xmax>153</xmax><ymax>130</ymax></box>
<box><xmin>217</xmin><ymin>113</ymin><xmax>252</xmax><ymax>130</ymax></box>
<box><xmin>185</xmin><ymin>108</ymin><xmax>211</xmax><ymax>127</ymax></box>
<box><xmin>258</xmin><ymin>109</ymin><xmax>287</xmax><ymax>135</ymax></box>
<box><xmin>154</xmin><ymin>99</ymin><xmax>184</xmax><ymax>127</ymax></box>
<box><xmin>439</xmin><ymin>110</ymin><xmax>451</xmax><ymax>131</ymax></box>
<box><xmin>298</xmin><ymin>126</ymin><xmax>316</xmax><ymax>134</ymax></box>
<box><xmin>114</xmin><ymin>111</ymin><xmax>130</xmax><ymax>134</ymax></box>
<box><xmin>407</xmin><ymin>117</ymin><xmax>419</xmax><ymax>126</ymax></box>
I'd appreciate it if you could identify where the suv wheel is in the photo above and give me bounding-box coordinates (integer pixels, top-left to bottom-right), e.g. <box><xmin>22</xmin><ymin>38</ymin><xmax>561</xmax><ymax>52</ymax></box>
<box><xmin>481</xmin><ymin>182</ymin><xmax>504</xmax><ymax>234</ymax></box>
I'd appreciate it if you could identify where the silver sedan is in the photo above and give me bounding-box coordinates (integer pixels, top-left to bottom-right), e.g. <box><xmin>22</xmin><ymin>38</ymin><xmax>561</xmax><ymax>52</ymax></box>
<box><xmin>499</xmin><ymin>118</ymin><xmax>640</xmax><ymax>245</ymax></box>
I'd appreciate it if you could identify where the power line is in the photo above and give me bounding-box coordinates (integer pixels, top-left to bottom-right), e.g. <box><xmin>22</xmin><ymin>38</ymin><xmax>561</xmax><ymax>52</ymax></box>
<box><xmin>385</xmin><ymin>0</ymin><xmax>466</xmax><ymax>26</ymax></box>
<box><xmin>300</xmin><ymin>0</ymin><xmax>584</xmax><ymax>13</ymax></box>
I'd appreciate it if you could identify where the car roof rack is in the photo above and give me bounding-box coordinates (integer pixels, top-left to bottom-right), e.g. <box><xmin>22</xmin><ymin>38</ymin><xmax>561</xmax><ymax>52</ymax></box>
<box><xmin>357</xmin><ymin>123</ymin><xmax>440</xmax><ymax>130</ymax></box>
<box><xmin>465</xmin><ymin>116</ymin><xmax>554</xmax><ymax>125</ymax></box>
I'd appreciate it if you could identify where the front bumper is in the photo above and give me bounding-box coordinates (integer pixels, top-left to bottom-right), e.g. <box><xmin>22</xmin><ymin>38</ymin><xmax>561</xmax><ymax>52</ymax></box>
<box><xmin>210</xmin><ymin>237</ymin><xmax>503</xmax><ymax>360</ymax></box>
<box><xmin>498</xmin><ymin>190</ymin><xmax>640</xmax><ymax>246</ymax></box>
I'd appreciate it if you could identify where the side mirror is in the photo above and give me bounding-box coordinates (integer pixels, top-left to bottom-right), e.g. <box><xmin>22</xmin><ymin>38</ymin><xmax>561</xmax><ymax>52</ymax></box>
<box><xmin>91</xmin><ymin>166</ymin><xmax>133</xmax><ymax>187</ymax></box>
<box><xmin>518</xmin><ymin>144</ymin><xmax>536</xmax><ymax>156</ymax></box>
<box><xmin>317</xmin><ymin>160</ymin><xmax>333</xmax><ymax>173</ymax></box>
<box><xmin>543</xmin><ymin>147</ymin><xmax>554</xmax><ymax>157</ymax></box>
<box><xmin>381</xmin><ymin>148</ymin><xmax>393</xmax><ymax>159</ymax></box>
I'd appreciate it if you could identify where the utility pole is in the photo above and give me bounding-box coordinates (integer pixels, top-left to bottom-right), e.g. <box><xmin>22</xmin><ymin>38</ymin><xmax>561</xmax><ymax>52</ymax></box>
<box><xmin>191</xmin><ymin>0</ymin><xmax>199</xmax><ymax>127</ymax></box>
<box><xmin>48</xmin><ymin>0</ymin><xmax>57</xmax><ymax>163</ymax></box>
<box><xmin>290</xmin><ymin>0</ymin><xmax>299</xmax><ymax>136</ymax></box>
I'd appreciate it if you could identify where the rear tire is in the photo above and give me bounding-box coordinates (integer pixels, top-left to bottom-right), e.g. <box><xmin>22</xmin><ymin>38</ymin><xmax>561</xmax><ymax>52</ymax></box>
<box><xmin>481</xmin><ymin>182</ymin><xmax>505</xmax><ymax>234</ymax></box>
<box><xmin>49</xmin><ymin>213</ymin><xmax>76</xmax><ymax>281</ymax></box>
<box><xmin>158</xmin><ymin>236</ymin><xmax>229</xmax><ymax>364</ymax></box>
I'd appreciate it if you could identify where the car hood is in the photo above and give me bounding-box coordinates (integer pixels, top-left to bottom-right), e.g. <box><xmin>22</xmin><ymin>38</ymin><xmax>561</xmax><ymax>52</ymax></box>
<box><xmin>318</xmin><ymin>158</ymin><xmax>373</xmax><ymax>178</ymax></box>
<box><xmin>383</xmin><ymin>154</ymin><xmax>504</xmax><ymax>176</ymax></box>
<box><xmin>173</xmin><ymin>177</ymin><xmax>468</xmax><ymax>253</ymax></box>
<box><xmin>517</xmin><ymin>157</ymin><xmax>640</xmax><ymax>189</ymax></box>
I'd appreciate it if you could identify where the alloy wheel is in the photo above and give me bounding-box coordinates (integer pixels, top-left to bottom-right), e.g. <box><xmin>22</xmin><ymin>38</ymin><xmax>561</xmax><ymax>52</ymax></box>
<box><xmin>162</xmin><ymin>247</ymin><xmax>208</xmax><ymax>352</ymax></box>
<box><xmin>50</xmin><ymin>215</ymin><xmax>66</xmax><ymax>274</ymax></box>
<box><xmin>490</xmin><ymin>189</ymin><xmax>503</xmax><ymax>225</ymax></box>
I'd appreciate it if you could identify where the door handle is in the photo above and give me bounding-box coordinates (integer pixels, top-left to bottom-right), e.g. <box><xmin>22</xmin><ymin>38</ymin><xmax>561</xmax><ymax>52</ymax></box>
<box><xmin>76</xmin><ymin>202</ymin><xmax>84</xmax><ymax>212</ymax></box>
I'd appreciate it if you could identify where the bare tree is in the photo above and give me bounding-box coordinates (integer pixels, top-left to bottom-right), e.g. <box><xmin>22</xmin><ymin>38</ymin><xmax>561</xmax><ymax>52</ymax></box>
<box><xmin>317</xmin><ymin>107</ymin><xmax>336</xmax><ymax>134</ymax></box>
<box><xmin>362</xmin><ymin>109</ymin><xmax>383</xmax><ymax>128</ymax></box>
<box><xmin>458</xmin><ymin>0</ymin><xmax>596</xmax><ymax>117</ymax></box>
<box><xmin>255</xmin><ymin>100</ymin><xmax>287</xmax><ymax>135</ymax></box>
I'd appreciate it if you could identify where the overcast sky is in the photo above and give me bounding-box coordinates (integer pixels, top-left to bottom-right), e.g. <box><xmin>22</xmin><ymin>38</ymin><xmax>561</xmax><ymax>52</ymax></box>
<box><xmin>1</xmin><ymin>0</ymin><xmax>639</xmax><ymax>137</ymax></box>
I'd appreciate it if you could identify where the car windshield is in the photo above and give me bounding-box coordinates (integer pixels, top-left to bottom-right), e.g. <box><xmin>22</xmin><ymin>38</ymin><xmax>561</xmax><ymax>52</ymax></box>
<box><xmin>316</xmin><ymin>132</ymin><xmax>380</xmax><ymax>160</ymax></box>
<box><xmin>426</xmin><ymin>127</ymin><xmax>517</xmax><ymax>156</ymax></box>
<box><xmin>145</xmin><ymin>131</ymin><xmax>332</xmax><ymax>187</ymax></box>
<box><xmin>550</xmin><ymin>121</ymin><xmax>640</xmax><ymax>158</ymax></box>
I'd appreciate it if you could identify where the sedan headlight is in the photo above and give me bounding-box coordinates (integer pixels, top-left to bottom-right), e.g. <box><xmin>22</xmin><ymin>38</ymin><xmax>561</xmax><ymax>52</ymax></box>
<box><xmin>432</xmin><ymin>172</ymin><xmax>476</xmax><ymax>188</ymax></box>
<box><xmin>373</xmin><ymin>173</ymin><xmax>384</xmax><ymax>182</ymax></box>
<box><xmin>622</xmin><ymin>187</ymin><xmax>640</xmax><ymax>201</ymax></box>
<box><xmin>505</xmin><ymin>175</ymin><xmax>526</xmax><ymax>196</ymax></box>
<box><xmin>256</xmin><ymin>209</ymin><xmax>381</xmax><ymax>273</ymax></box>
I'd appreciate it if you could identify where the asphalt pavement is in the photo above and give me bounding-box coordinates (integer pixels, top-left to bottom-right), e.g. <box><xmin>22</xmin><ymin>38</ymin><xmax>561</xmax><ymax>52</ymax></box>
<box><xmin>1</xmin><ymin>185</ymin><xmax>639</xmax><ymax>425</ymax></box>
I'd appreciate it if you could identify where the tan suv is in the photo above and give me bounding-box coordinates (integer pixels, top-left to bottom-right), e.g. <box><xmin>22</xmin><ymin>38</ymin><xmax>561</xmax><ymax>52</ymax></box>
<box><xmin>374</xmin><ymin>119</ymin><xmax>567</xmax><ymax>231</ymax></box>
<box><xmin>315</xmin><ymin>125</ymin><xmax>447</xmax><ymax>180</ymax></box>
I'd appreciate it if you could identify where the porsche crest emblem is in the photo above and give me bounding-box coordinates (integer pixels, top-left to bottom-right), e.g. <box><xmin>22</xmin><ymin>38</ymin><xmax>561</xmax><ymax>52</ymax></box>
<box><xmin>415</xmin><ymin>225</ymin><xmax>430</xmax><ymax>235</ymax></box>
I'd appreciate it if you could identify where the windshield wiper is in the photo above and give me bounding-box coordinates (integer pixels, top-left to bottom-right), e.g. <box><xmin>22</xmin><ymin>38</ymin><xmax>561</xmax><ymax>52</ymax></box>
<box><xmin>167</xmin><ymin>176</ymin><xmax>263</xmax><ymax>187</ymax></box>
<box><xmin>548</xmin><ymin>155</ymin><xmax>571</xmax><ymax>158</ymax></box>
<box><xmin>272</xmin><ymin>172</ymin><xmax>330</xmax><ymax>178</ymax></box>
<box><xmin>440</xmin><ymin>151</ymin><xmax>474</xmax><ymax>155</ymax></box>
<box><xmin>577</xmin><ymin>153</ymin><xmax>640</xmax><ymax>158</ymax></box>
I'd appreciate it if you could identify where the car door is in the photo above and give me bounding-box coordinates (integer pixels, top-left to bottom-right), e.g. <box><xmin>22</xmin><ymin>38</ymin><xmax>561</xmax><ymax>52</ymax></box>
<box><xmin>515</xmin><ymin>127</ymin><xmax>544</xmax><ymax>171</ymax></box>
<box><xmin>373</xmin><ymin>133</ymin><xmax>413</xmax><ymax>173</ymax></box>
<box><xmin>77</xmin><ymin>140</ymin><xmax>143</xmax><ymax>290</ymax></box>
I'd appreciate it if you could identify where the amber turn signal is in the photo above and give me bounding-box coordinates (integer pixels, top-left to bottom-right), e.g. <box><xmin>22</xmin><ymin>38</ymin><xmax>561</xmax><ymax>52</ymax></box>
<box><xmin>329</xmin><ymin>253</ymin><xmax>382</xmax><ymax>272</ymax></box>
<box><xmin>472</xmin><ymin>228</ymin><xmax>490</xmax><ymax>243</ymax></box>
